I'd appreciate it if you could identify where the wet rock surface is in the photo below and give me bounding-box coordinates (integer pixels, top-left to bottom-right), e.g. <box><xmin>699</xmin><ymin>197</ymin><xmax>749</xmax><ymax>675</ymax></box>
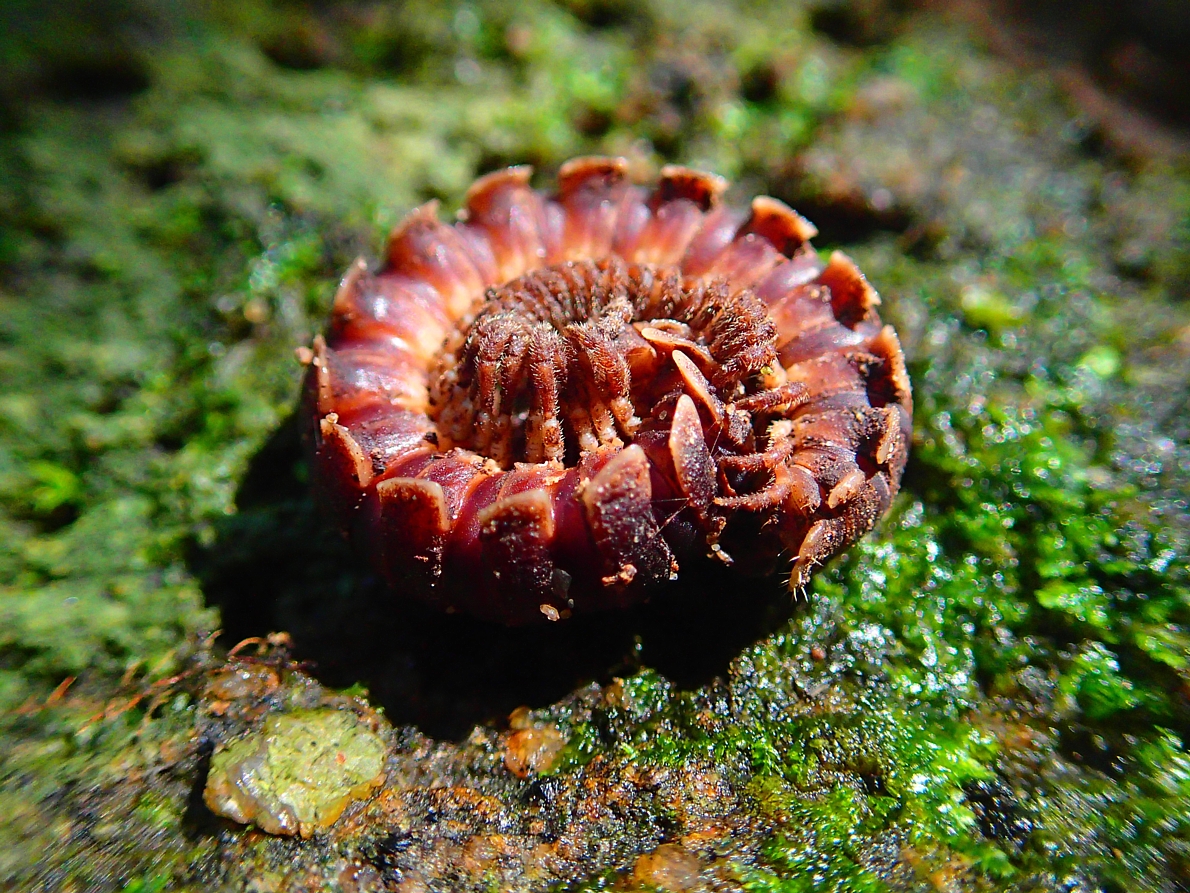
<box><xmin>1</xmin><ymin>1</ymin><xmax>1188</xmax><ymax>891</ymax></box>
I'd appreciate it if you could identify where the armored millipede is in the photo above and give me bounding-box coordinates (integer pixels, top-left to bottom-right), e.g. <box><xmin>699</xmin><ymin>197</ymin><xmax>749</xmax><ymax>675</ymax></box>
<box><xmin>299</xmin><ymin>157</ymin><xmax>912</xmax><ymax>624</ymax></box>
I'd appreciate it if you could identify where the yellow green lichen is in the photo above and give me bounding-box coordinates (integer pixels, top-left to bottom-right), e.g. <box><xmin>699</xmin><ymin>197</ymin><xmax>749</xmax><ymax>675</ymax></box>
<box><xmin>204</xmin><ymin>709</ymin><xmax>386</xmax><ymax>837</ymax></box>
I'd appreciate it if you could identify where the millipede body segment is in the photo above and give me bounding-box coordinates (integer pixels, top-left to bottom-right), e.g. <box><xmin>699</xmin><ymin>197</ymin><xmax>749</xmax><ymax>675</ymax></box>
<box><xmin>300</xmin><ymin>157</ymin><xmax>912</xmax><ymax>624</ymax></box>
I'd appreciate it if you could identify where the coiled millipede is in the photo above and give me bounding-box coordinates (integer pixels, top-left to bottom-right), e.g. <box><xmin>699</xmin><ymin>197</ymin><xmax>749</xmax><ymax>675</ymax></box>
<box><xmin>299</xmin><ymin>157</ymin><xmax>911</xmax><ymax>624</ymax></box>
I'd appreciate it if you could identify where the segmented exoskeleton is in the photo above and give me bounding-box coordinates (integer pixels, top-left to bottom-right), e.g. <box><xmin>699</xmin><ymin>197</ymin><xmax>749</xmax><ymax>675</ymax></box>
<box><xmin>300</xmin><ymin>158</ymin><xmax>911</xmax><ymax>624</ymax></box>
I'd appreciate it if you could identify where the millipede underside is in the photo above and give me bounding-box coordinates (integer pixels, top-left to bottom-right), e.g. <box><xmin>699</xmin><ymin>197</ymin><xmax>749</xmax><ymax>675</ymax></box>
<box><xmin>301</xmin><ymin>157</ymin><xmax>912</xmax><ymax>624</ymax></box>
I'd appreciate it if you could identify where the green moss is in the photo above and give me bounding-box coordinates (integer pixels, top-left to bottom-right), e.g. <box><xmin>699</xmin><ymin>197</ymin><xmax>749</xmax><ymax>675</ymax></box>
<box><xmin>119</xmin><ymin>877</ymin><xmax>170</xmax><ymax>893</ymax></box>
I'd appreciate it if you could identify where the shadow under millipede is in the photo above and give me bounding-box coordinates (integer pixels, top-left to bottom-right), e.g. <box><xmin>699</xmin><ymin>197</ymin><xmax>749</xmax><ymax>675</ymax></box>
<box><xmin>192</xmin><ymin>414</ymin><xmax>799</xmax><ymax>740</ymax></box>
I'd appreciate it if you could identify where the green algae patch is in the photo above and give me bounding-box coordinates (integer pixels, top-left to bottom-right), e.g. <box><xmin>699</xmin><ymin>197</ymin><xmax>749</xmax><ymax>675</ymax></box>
<box><xmin>204</xmin><ymin>708</ymin><xmax>386</xmax><ymax>837</ymax></box>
